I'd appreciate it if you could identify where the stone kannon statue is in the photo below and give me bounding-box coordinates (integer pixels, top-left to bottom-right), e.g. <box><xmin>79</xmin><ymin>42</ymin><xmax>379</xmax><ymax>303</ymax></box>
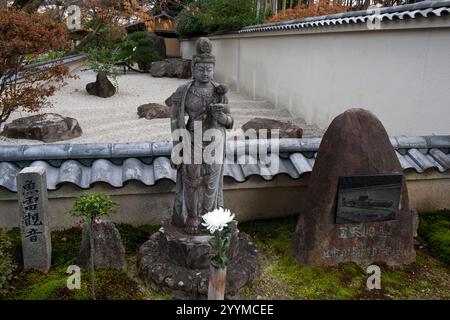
<box><xmin>170</xmin><ymin>37</ymin><xmax>234</xmax><ymax>234</ymax></box>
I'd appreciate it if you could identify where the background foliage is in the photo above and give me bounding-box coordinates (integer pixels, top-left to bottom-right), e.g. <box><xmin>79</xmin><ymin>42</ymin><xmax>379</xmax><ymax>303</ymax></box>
<box><xmin>267</xmin><ymin>1</ymin><xmax>349</xmax><ymax>23</ymax></box>
<box><xmin>176</xmin><ymin>0</ymin><xmax>263</xmax><ymax>38</ymax></box>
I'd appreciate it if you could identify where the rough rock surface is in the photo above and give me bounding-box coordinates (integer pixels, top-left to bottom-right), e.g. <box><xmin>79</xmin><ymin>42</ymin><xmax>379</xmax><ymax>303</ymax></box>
<box><xmin>137</xmin><ymin>103</ymin><xmax>170</xmax><ymax>120</ymax></box>
<box><xmin>139</xmin><ymin>231</ymin><xmax>259</xmax><ymax>299</ymax></box>
<box><xmin>165</xmin><ymin>94</ymin><xmax>173</xmax><ymax>108</ymax></box>
<box><xmin>1</xmin><ymin>113</ymin><xmax>82</xmax><ymax>142</ymax></box>
<box><xmin>291</xmin><ymin>108</ymin><xmax>416</xmax><ymax>267</ymax></box>
<box><xmin>86</xmin><ymin>71</ymin><xmax>116</xmax><ymax>98</ymax></box>
<box><xmin>77</xmin><ymin>220</ymin><xmax>127</xmax><ymax>270</ymax></box>
<box><xmin>242</xmin><ymin>118</ymin><xmax>303</xmax><ymax>138</ymax></box>
<box><xmin>150</xmin><ymin>59</ymin><xmax>192</xmax><ymax>79</ymax></box>
<box><xmin>158</xmin><ymin>220</ymin><xmax>240</xmax><ymax>269</ymax></box>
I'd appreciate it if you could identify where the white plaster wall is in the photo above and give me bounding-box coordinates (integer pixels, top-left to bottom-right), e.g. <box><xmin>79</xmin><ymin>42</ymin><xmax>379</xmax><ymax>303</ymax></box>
<box><xmin>1</xmin><ymin>172</ymin><xmax>449</xmax><ymax>229</ymax></box>
<box><xmin>181</xmin><ymin>23</ymin><xmax>450</xmax><ymax>136</ymax></box>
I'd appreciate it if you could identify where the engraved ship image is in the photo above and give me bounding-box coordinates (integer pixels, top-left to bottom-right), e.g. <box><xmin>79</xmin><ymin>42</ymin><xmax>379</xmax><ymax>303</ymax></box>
<box><xmin>342</xmin><ymin>195</ymin><xmax>393</xmax><ymax>209</ymax></box>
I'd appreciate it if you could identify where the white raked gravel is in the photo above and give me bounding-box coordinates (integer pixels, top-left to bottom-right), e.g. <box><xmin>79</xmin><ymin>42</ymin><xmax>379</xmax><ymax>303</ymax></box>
<box><xmin>0</xmin><ymin>65</ymin><xmax>323</xmax><ymax>145</ymax></box>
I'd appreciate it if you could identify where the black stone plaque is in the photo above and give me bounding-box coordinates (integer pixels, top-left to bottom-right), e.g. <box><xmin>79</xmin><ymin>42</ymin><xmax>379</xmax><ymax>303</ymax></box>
<box><xmin>336</xmin><ymin>174</ymin><xmax>403</xmax><ymax>224</ymax></box>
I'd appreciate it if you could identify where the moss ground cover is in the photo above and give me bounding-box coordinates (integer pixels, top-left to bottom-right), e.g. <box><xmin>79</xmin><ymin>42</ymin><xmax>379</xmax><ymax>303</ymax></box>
<box><xmin>239</xmin><ymin>215</ymin><xmax>450</xmax><ymax>300</ymax></box>
<box><xmin>1</xmin><ymin>213</ymin><xmax>449</xmax><ymax>300</ymax></box>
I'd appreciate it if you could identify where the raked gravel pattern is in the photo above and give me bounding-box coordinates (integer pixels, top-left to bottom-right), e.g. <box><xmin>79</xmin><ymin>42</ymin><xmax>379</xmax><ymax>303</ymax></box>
<box><xmin>0</xmin><ymin>66</ymin><xmax>324</xmax><ymax>145</ymax></box>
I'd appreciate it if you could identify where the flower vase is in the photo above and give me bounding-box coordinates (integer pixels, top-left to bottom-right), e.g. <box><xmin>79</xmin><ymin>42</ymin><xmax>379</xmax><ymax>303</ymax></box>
<box><xmin>207</xmin><ymin>263</ymin><xmax>227</xmax><ymax>300</ymax></box>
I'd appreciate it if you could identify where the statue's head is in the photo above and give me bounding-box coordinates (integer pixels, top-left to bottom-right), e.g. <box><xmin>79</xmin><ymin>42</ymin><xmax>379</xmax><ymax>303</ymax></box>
<box><xmin>192</xmin><ymin>37</ymin><xmax>215</xmax><ymax>84</ymax></box>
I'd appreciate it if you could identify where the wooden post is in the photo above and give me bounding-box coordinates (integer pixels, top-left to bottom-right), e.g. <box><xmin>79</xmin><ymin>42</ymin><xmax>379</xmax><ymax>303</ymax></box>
<box><xmin>207</xmin><ymin>264</ymin><xmax>227</xmax><ymax>300</ymax></box>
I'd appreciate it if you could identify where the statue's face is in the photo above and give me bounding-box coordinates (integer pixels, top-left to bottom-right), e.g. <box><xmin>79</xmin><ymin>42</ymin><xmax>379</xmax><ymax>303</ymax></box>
<box><xmin>193</xmin><ymin>62</ymin><xmax>214</xmax><ymax>84</ymax></box>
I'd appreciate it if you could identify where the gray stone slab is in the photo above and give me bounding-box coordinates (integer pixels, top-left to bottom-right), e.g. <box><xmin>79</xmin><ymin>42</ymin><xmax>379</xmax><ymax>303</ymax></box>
<box><xmin>16</xmin><ymin>167</ymin><xmax>51</xmax><ymax>272</ymax></box>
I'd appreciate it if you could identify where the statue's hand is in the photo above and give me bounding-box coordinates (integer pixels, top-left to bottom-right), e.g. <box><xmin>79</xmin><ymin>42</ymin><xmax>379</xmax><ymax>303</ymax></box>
<box><xmin>170</xmin><ymin>159</ymin><xmax>180</xmax><ymax>170</ymax></box>
<box><xmin>170</xmin><ymin>147</ymin><xmax>181</xmax><ymax>170</ymax></box>
<box><xmin>209</xmin><ymin>103</ymin><xmax>230</xmax><ymax>126</ymax></box>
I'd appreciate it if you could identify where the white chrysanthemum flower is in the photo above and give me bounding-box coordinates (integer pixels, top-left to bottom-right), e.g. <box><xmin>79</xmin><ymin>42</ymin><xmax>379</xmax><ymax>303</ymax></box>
<box><xmin>201</xmin><ymin>207</ymin><xmax>234</xmax><ymax>234</ymax></box>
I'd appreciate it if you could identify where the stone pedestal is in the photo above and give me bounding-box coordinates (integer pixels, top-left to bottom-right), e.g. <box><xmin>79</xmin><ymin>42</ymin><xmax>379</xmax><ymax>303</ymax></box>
<box><xmin>138</xmin><ymin>220</ymin><xmax>259</xmax><ymax>299</ymax></box>
<box><xmin>159</xmin><ymin>220</ymin><xmax>239</xmax><ymax>269</ymax></box>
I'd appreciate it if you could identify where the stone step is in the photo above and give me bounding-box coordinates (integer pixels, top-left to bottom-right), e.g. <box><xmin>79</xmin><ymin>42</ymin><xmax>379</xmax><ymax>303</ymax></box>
<box><xmin>232</xmin><ymin>114</ymin><xmax>293</xmax><ymax>124</ymax></box>
<box><xmin>57</xmin><ymin>107</ymin><xmax>289</xmax><ymax>123</ymax></box>
<box><xmin>81</xmin><ymin>119</ymin><xmax>169</xmax><ymax>134</ymax></box>
<box><xmin>228</xmin><ymin>100</ymin><xmax>275</xmax><ymax>110</ymax></box>
<box><xmin>230</xmin><ymin>107</ymin><xmax>292</xmax><ymax>118</ymax></box>
<box><xmin>72</xmin><ymin>107</ymin><xmax>291</xmax><ymax>127</ymax></box>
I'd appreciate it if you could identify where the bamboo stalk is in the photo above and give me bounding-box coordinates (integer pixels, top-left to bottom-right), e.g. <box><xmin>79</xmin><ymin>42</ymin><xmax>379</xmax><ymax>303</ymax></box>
<box><xmin>207</xmin><ymin>264</ymin><xmax>227</xmax><ymax>300</ymax></box>
<box><xmin>89</xmin><ymin>218</ymin><xmax>96</xmax><ymax>300</ymax></box>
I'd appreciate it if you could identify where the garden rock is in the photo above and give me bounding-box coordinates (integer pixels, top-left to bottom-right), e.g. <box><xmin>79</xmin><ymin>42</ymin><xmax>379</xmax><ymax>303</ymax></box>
<box><xmin>77</xmin><ymin>220</ymin><xmax>126</xmax><ymax>270</ymax></box>
<box><xmin>150</xmin><ymin>58</ymin><xmax>192</xmax><ymax>79</ymax></box>
<box><xmin>86</xmin><ymin>71</ymin><xmax>116</xmax><ymax>98</ymax></box>
<box><xmin>242</xmin><ymin>118</ymin><xmax>303</xmax><ymax>138</ymax></box>
<box><xmin>137</xmin><ymin>103</ymin><xmax>170</xmax><ymax>120</ymax></box>
<box><xmin>165</xmin><ymin>94</ymin><xmax>173</xmax><ymax>108</ymax></box>
<box><xmin>1</xmin><ymin>113</ymin><xmax>82</xmax><ymax>142</ymax></box>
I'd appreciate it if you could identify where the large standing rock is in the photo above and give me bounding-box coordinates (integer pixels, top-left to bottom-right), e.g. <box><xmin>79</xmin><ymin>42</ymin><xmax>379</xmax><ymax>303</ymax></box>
<box><xmin>291</xmin><ymin>108</ymin><xmax>416</xmax><ymax>267</ymax></box>
<box><xmin>150</xmin><ymin>59</ymin><xmax>192</xmax><ymax>79</ymax></box>
<box><xmin>77</xmin><ymin>220</ymin><xmax>126</xmax><ymax>270</ymax></box>
<box><xmin>137</xmin><ymin>103</ymin><xmax>170</xmax><ymax>120</ymax></box>
<box><xmin>2</xmin><ymin>113</ymin><xmax>82</xmax><ymax>142</ymax></box>
<box><xmin>86</xmin><ymin>71</ymin><xmax>116</xmax><ymax>98</ymax></box>
<box><xmin>149</xmin><ymin>61</ymin><xmax>166</xmax><ymax>77</ymax></box>
<box><xmin>165</xmin><ymin>94</ymin><xmax>173</xmax><ymax>108</ymax></box>
<box><xmin>242</xmin><ymin>118</ymin><xmax>303</xmax><ymax>138</ymax></box>
<box><xmin>149</xmin><ymin>32</ymin><xmax>166</xmax><ymax>59</ymax></box>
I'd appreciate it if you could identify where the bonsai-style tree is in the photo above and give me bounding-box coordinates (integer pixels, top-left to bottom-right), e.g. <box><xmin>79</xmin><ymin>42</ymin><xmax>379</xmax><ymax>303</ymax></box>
<box><xmin>117</xmin><ymin>31</ymin><xmax>162</xmax><ymax>72</ymax></box>
<box><xmin>70</xmin><ymin>192</ymin><xmax>117</xmax><ymax>300</ymax></box>
<box><xmin>0</xmin><ymin>8</ymin><xmax>71</xmax><ymax>128</ymax></box>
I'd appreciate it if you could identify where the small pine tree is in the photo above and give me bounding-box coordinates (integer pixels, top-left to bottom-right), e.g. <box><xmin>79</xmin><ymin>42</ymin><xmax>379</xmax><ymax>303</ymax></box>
<box><xmin>70</xmin><ymin>192</ymin><xmax>117</xmax><ymax>300</ymax></box>
<box><xmin>117</xmin><ymin>31</ymin><xmax>162</xmax><ymax>72</ymax></box>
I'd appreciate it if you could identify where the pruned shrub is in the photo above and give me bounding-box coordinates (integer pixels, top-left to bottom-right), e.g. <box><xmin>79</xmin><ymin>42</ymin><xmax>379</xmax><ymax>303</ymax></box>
<box><xmin>418</xmin><ymin>209</ymin><xmax>450</xmax><ymax>266</ymax></box>
<box><xmin>428</xmin><ymin>228</ymin><xmax>450</xmax><ymax>265</ymax></box>
<box><xmin>0</xmin><ymin>231</ymin><xmax>17</xmax><ymax>298</ymax></box>
<box><xmin>117</xmin><ymin>31</ymin><xmax>162</xmax><ymax>72</ymax></box>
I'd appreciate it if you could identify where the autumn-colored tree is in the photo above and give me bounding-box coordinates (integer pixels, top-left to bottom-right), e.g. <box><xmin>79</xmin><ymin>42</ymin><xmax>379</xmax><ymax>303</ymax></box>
<box><xmin>0</xmin><ymin>8</ymin><xmax>71</xmax><ymax>127</ymax></box>
<box><xmin>148</xmin><ymin>0</ymin><xmax>192</xmax><ymax>17</ymax></box>
<box><xmin>267</xmin><ymin>1</ymin><xmax>349</xmax><ymax>23</ymax></box>
<box><xmin>75</xmin><ymin>0</ymin><xmax>153</xmax><ymax>51</ymax></box>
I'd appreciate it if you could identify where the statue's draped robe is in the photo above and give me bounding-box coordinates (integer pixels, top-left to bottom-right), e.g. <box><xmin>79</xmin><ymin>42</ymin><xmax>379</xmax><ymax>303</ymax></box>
<box><xmin>170</xmin><ymin>80</ymin><xmax>233</xmax><ymax>227</ymax></box>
